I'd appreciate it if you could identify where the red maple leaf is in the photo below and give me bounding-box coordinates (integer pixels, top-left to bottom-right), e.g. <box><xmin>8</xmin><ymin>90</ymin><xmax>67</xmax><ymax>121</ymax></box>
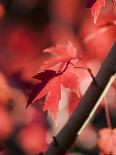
<box><xmin>27</xmin><ymin>42</ymin><xmax>80</xmax><ymax>119</ymax></box>
<box><xmin>27</xmin><ymin>70</ymin><xmax>57</xmax><ymax>108</ymax></box>
<box><xmin>28</xmin><ymin>67</ymin><xmax>79</xmax><ymax>119</ymax></box>
<box><xmin>41</xmin><ymin>41</ymin><xmax>78</xmax><ymax>70</ymax></box>
<box><xmin>91</xmin><ymin>0</ymin><xmax>105</xmax><ymax>23</ymax></box>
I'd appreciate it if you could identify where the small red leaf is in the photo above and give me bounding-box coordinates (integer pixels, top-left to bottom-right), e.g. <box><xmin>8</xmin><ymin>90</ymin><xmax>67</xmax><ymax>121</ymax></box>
<box><xmin>28</xmin><ymin>68</ymin><xmax>79</xmax><ymax>119</ymax></box>
<box><xmin>41</xmin><ymin>41</ymin><xmax>78</xmax><ymax>70</ymax></box>
<box><xmin>28</xmin><ymin>42</ymin><xmax>80</xmax><ymax>119</ymax></box>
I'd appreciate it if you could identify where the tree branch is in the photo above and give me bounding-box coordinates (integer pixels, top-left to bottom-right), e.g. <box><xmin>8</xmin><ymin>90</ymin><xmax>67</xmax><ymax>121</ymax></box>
<box><xmin>43</xmin><ymin>41</ymin><xmax>116</xmax><ymax>155</ymax></box>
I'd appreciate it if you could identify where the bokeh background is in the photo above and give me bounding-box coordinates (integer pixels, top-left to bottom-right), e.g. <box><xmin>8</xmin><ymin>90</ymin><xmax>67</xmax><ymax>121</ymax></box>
<box><xmin>0</xmin><ymin>0</ymin><xmax>116</xmax><ymax>155</ymax></box>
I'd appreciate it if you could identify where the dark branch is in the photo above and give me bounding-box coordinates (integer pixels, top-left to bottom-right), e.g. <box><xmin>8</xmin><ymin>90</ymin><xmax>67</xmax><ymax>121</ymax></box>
<box><xmin>43</xmin><ymin>41</ymin><xmax>116</xmax><ymax>155</ymax></box>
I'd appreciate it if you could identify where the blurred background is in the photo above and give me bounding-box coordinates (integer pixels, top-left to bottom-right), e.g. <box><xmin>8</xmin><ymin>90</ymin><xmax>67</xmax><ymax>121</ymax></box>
<box><xmin>0</xmin><ymin>0</ymin><xmax>116</xmax><ymax>155</ymax></box>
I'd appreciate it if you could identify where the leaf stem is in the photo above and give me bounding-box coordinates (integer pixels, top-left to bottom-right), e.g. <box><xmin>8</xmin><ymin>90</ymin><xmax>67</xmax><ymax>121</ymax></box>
<box><xmin>57</xmin><ymin>61</ymin><xmax>70</xmax><ymax>75</ymax></box>
<box><xmin>70</xmin><ymin>63</ymin><xmax>97</xmax><ymax>84</ymax></box>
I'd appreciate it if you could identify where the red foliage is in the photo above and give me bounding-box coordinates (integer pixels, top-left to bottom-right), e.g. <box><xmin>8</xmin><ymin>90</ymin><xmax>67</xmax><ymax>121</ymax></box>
<box><xmin>28</xmin><ymin>42</ymin><xmax>81</xmax><ymax>119</ymax></box>
<box><xmin>41</xmin><ymin>41</ymin><xmax>78</xmax><ymax>70</ymax></box>
<box><xmin>28</xmin><ymin>68</ymin><xmax>79</xmax><ymax>119</ymax></box>
<box><xmin>0</xmin><ymin>1</ymin><xmax>115</xmax><ymax>154</ymax></box>
<box><xmin>98</xmin><ymin>128</ymin><xmax>116</xmax><ymax>154</ymax></box>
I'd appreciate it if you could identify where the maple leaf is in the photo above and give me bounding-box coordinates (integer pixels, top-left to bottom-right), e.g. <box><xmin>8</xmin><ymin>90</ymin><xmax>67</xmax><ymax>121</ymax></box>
<box><xmin>27</xmin><ymin>42</ymin><xmax>81</xmax><ymax>119</ymax></box>
<box><xmin>27</xmin><ymin>70</ymin><xmax>57</xmax><ymax>108</ymax></box>
<box><xmin>27</xmin><ymin>67</ymin><xmax>79</xmax><ymax>119</ymax></box>
<box><xmin>91</xmin><ymin>0</ymin><xmax>105</xmax><ymax>23</ymax></box>
<box><xmin>40</xmin><ymin>76</ymin><xmax>61</xmax><ymax>119</ymax></box>
<box><xmin>41</xmin><ymin>41</ymin><xmax>78</xmax><ymax>70</ymax></box>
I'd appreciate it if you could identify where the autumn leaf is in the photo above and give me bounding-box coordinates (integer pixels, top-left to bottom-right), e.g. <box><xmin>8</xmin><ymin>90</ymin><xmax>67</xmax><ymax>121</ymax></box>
<box><xmin>27</xmin><ymin>70</ymin><xmax>57</xmax><ymax>108</ymax></box>
<box><xmin>91</xmin><ymin>0</ymin><xmax>105</xmax><ymax>23</ymax></box>
<box><xmin>27</xmin><ymin>42</ymin><xmax>81</xmax><ymax>119</ymax></box>
<box><xmin>27</xmin><ymin>67</ymin><xmax>79</xmax><ymax>119</ymax></box>
<box><xmin>39</xmin><ymin>76</ymin><xmax>61</xmax><ymax>119</ymax></box>
<box><xmin>41</xmin><ymin>41</ymin><xmax>78</xmax><ymax>70</ymax></box>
